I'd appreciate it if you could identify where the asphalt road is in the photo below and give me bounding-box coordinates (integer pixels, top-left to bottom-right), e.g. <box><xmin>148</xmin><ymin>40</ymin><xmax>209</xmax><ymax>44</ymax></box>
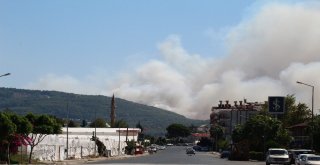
<box><xmin>87</xmin><ymin>146</ymin><xmax>266</xmax><ymax>165</ymax></box>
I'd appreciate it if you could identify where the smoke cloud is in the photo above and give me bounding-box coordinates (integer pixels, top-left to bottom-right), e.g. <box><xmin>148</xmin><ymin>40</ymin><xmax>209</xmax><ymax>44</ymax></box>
<box><xmin>28</xmin><ymin>2</ymin><xmax>320</xmax><ymax>119</ymax></box>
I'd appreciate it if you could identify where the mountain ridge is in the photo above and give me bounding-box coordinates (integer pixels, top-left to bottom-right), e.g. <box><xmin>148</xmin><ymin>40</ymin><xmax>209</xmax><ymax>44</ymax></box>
<box><xmin>0</xmin><ymin>87</ymin><xmax>208</xmax><ymax>136</ymax></box>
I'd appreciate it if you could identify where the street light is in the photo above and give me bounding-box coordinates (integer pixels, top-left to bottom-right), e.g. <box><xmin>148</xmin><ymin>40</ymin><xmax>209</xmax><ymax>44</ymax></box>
<box><xmin>296</xmin><ymin>81</ymin><xmax>314</xmax><ymax>120</ymax></box>
<box><xmin>0</xmin><ymin>73</ymin><xmax>10</xmax><ymax>78</ymax></box>
<box><xmin>296</xmin><ymin>81</ymin><xmax>314</xmax><ymax>149</ymax></box>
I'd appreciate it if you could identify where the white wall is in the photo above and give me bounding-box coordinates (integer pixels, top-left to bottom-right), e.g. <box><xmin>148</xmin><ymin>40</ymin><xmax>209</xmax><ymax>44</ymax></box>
<box><xmin>29</xmin><ymin>127</ymin><xmax>140</xmax><ymax>161</ymax></box>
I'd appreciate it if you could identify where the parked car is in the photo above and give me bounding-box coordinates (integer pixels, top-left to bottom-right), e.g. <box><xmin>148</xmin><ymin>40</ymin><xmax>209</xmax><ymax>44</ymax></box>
<box><xmin>192</xmin><ymin>145</ymin><xmax>201</xmax><ymax>151</ymax></box>
<box><xmin>186</xmin><ymin>147</ymin><xmax>195</xmax><ymax>155</ymax></box>
<box><xmin>147</xmin><ymin>146</ymin><xmax>157</xmax><ymax>154</ymax></box>
<box><xmin>288</xmin><ymin>149</ymin><xmax>314</xmax><ymax>164</ymax></box>
<box><xmin>157</xmin><ymin>145</ymin><xmax>166</xmax><ymax>150</ymax></box>
<box><xmin>295</xmin><ymin>154</ymin><xmax>315</xmax><ymax>165</ymax></box>
<box><xmin>200</xmin><ymin>146</ymin><xmax>209</xmax><ymax>151</ymax></box>
<box><xmin>134</xmin><ymin>146</ymin><xmax>144</xmax><ymax>155</ymax></box>
<box><xmin>265</xmin><ymin>148</ymin><xmax>290</xmax><ymax>165</ymax></box>
<box><xmin>298</xmin><ymin>155</ymin><xmax>320</xmax><ymax>165</ymax></box>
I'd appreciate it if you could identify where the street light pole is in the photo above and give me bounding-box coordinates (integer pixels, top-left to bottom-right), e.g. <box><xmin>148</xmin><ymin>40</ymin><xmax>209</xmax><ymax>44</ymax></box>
<box><xmin>0</xmin><ymin>73</ymin><xmax>10</xmax><ymax>78</ymax></box>
<box><xmin>297</xmin><ymin>81</ymin><xmax>314</xmax><ymax>149</ymax></box>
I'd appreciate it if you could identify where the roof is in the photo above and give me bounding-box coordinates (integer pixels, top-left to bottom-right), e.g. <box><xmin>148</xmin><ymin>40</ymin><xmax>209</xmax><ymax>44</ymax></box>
<box><xmin>191</xmin><ymin>133</ymin><xmax>210</xmax><ymax>137</ymax></box>
<box><xmin>287</xmin><ymin>122</ymin><xmax>308</xmax><ymax>129</ymax></box>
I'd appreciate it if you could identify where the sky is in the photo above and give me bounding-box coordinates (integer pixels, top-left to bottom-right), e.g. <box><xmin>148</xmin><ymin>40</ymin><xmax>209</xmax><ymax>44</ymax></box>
<box><xmin>1</xmin><ymin>0</ymin><xmax>320</xmax><ymax>119</ymax></box>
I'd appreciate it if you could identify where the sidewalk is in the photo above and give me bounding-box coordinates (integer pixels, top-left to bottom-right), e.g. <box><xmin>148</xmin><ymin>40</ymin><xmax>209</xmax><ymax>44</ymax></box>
<box><xmin>43</xmin><ymin>153</ymin><xmax>149</xmax><ymax>165</ymax></box>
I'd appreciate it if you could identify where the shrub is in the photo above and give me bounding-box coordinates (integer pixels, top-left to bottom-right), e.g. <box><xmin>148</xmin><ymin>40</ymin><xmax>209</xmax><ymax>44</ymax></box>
<box><xmin>249</xmin><ymin>151</ymin><xmax>265</xmax><ymax>161</ymax></box>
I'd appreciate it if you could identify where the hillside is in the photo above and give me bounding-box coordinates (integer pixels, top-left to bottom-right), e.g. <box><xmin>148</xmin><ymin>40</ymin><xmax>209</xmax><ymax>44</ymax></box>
<box><xmin>0</xmin><ymin>88</ymin><xmax>208</xmax><ymax>135</ymax></box>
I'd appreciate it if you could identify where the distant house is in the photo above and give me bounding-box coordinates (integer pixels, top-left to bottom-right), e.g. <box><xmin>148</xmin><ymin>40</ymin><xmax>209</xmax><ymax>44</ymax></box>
<box><xmin>287</xmin><ymin>122</ymin><xmax>310</xmax><ymax>148</ymax></box>
<box><xmin>197</xmin><ymin>124</ymin><xmax>209</xmax><ymax>133</ymax></box>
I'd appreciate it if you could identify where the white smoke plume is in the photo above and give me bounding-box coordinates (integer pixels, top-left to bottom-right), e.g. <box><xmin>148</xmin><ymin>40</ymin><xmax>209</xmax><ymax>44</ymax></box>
<box><xmin>28</xmin><ymin>2</ymin><xmax>320</xmax><ymax>119</ymax></box>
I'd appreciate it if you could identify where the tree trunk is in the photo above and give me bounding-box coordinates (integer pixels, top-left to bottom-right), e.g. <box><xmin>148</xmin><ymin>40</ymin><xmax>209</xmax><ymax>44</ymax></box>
<box><xmin>28</xmin><ymin>146</ymin><xmax>34</xmax><ymax>164</ymax></box>
<box><xmin>7</xmin><ymin>143</ymin><xmax>10</xmax><ymax>165</ymax></box>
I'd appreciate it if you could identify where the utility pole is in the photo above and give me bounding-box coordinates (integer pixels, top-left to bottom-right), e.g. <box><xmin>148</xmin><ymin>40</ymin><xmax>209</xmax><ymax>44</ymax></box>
<box><xmin>118</xmin><ymin>127</ymin><xmax>121</xmax><ymax>156</ymax></box>
<box><xmin>94</xmin><ymin>109</ymin><xmax>97</xmax><ymax>156</ymax></box>
<box><xmin>66</xmin><ymin>102</ymin><xmax>69</xmax><ymax>159</ymax></box>
<box><xmin>297</xmin><ymin>81</ymin><xmax>315</xmax><ymax>149</ymax></box>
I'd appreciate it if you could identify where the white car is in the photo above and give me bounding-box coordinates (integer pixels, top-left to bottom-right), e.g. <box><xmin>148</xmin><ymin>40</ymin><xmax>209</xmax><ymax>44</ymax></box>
<box><xmin>157</xmin><ymin>145</ymin><xmax>166</xmax><ymax>150</ymax></box>
<box><xmin>299</xmin><ymin>155</ymin><xmax>320</xmax><ymax>165</ymax></box>
<box><xmin>295</xmin><ymin>154</ymin><xmax>315</xmax><ymax>165</ymax></box>
<box><xmin>266</xmin><ymin>148</ymin><xmax>290</xmax><ymax>165</ymax></box>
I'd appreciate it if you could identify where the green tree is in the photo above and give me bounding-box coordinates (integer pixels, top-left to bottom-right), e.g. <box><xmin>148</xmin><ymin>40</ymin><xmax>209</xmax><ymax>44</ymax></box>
<box><xmin>25</xmin><ymin>113</ymin><xmax>62</xmax><ymax>163</ymax></box>
<box><xmin>282</xmin><ymin>95</ymin><xmax>311</xmax><ymax>127</ymax></box>
<box><xmin>210</xmin><ymin>125</ymin><xmax>224</xmax><ymax>151</ymax></box>
<box><xmin>68</xmin><ymin>120</ymin><xmax>79</xmax><ymax>127</ymax></box>
<box><xmin>114</xmin><ymin>119</ymin><xmax>129</xmax><ymax>128</ymax></box>
<box><xmin>0</xmin><ymin>112</ymin><xmax>16</xmax><ymax>163</ymax></box>
<box><xmin>89</xmin><ymin>118</ymin><xmax>107</xmax><ymax>128</ymax></box>
<box><xmin>81</xmin><ymin>119</ymin><xmax>87</xmax><ymax>127</ymax></box>
<box><xmin>312</xmin><ymin>115</ymin><xmax>320</xmax><ymax>152</ymax></box>
<box><xmin>232</xmin><ymin>114</ymin><xmax>292</xmax><ymax>153</ymax></box>
<box><xmin>7</xmin><ymin>113</ymin><xmax>32</xmax><ymax>163</ymax></box>
<box><xmin>136</xmin><ymin>121</ymin><xmax>144</xmax><ymax>133</ymax></box>
<box><xmin>210</xmin><ymin>125</ymin><xmax>224</xmax><ymax>139</ymax></box>
<box><xmin>166</xmin><ymin>123</ymin><xmax>191</xmax><ymax>138</ymax></box>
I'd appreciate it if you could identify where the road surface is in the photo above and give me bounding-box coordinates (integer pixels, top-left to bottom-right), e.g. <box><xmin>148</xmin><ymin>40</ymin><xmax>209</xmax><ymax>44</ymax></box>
<box><xmin>87</xmin><ymin>146</ymin><xmax>265</xmax><ymax>165</ymax></box>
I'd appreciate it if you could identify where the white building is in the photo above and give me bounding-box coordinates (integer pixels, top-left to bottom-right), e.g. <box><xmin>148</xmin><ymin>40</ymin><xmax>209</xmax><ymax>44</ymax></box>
<box><xmin>29</xmin><ymin>127</ymin><xmax>140</xmax><ymax>161</ymax></box>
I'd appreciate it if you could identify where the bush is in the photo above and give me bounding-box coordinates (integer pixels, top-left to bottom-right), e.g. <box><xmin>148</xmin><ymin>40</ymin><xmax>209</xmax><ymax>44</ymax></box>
<box><xmin>249</xmin><ymin>151</ymin><xmax>265</xmax><ymax>161</ymax></box>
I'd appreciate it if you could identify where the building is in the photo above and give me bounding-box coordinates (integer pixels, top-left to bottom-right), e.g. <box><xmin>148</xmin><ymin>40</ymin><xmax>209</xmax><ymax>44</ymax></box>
<box><xmin>287</xmin><ymin>122</ymin><xmax>310</xmax><ymax>148</ymax></box>
<box><xmin>210</xmin><ymin>100</ymin><xmax>264</xmax><ymax>140</ymax></box>
<box><xmin>28</xmin><ymin>127</ymin><xmax>140</xmax><ymax>161</ymax></box>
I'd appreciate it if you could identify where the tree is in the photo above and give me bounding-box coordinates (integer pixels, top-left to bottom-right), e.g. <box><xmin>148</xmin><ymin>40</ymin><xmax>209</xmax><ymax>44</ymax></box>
<box><xmin>89</xmin><ymin>118</ymin><xmax>107</xmax><ymax>128</ymax></box>
<box><xmin>114</xmin><ymin>119</ymin><xmax>128</xmax><ymax>128</ymax></box>
<box><xmin>136</xmin><ymin>121</ymin><xmax>145</xmax><ymax>142</ymax></box>
<box><xmin>210</xmin><ymin>125</ymin><xmax>224</xmax><ymax>151</ymax></box>
<box><xmin>136</xmin><ymin>121</ymin><xmax>144</xmax><ymax>133</ymax></box>
<box><xmin>81</xmin><ymin>119</ymin><xmax>87</xmax><ymax>127</ymax></box>
<box><xmin>68</xmin><ymin>120</ymin><xmax>79</xmax><ymax>127</ymax></box>
<box><xmin>210</xmin><ymin>125</ymin><xmax>224</xmax><ymax>139</ymax></box>
<box><xmin>311</xmin><ymin>115</ymin><xmax>320</xmax><ymax>152</ymax></box>
<box><xmin>232</xmin><ymin>114</ymin><xmax>292</xmax><ymax>153</ymax></box>
<box><xmin>282</xmin><ymin>95</ymin><xmax>311</xmax><ymax>127</ymax></box>
<box><xmin>0</xmin><ymin>112</ymin><xmax>32</xmax><ymax>164</ymax></box>
<box><xmin>25</xmin><ymin>113</ymin><xmax>62</xmax><ymax>163</ymax></box>
<box><xmin>0</xmin><ymin>112</ymin><xmax>16</xmax><ymax>163</ymax></box>
<box><xmin>7</xmin><ymin>113</ymin><xmax>32</xmax><ymax>162</ymax></box>
<box><xmin>166</xmin><ymin>123</ymin><xmax>191</xmax><ymax>138</ymax></box>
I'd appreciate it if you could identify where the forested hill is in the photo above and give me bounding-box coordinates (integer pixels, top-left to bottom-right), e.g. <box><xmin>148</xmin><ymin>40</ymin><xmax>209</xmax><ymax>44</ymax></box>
<box><xmin>0</xmin><ymin>87</ymin><xmax>207</xmax><ymax>135</ymax></box>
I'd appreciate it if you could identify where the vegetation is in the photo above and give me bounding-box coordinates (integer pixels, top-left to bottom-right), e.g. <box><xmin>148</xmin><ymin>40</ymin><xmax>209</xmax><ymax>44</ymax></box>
<box><xmin>232</xmin><ymin>115</ymin><xmax>291</xmax><ymax>153</ymax></box>
<box><xmin>0</xmin><ymin>111</ymin><xmax>62</xmax><ymax>164</ymax></box>
<box><xmin>0</xmin><ymin>112</ymin><xmax>32</xmax><ymax>164</ymax></box>
<box><xmin>281</xmin><ymin>94</ymin><xmax>311</xmax><ymax>127</ymax></box>
<box><xmin>166</xmin><ymin>123</ymin><xmax>191</xmax><ymax>138</ymax></box>
<box><xmin>25</xmin><ymin>113</ymin><xmax>62</xmax><ymax>163</ymax></box>
<box><xmin>0</xmin><ymin>87</ymin><xmax>207</xmax><ymax>135</ymax></box>
<box><xmin>114</xmin><ymin>119</ymin><xmax>129</xmax><ymax>128</ymax></box>
<box><xmin>67</xmin><ymin>120</ymin><xmax>79</xmax><ymax>127</ymax></box>
<box><xmin>89</xmin><ymin>118</ymin><xmax>108</xmax><ymax>128</ymax></box>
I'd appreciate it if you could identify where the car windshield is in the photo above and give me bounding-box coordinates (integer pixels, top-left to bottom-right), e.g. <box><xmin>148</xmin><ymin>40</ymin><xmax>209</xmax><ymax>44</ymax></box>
<box><xmin>270</xmin><ymin>150</ymin><xmax>287</xmax><ymax>155</ymax></box>
<box><xmin>308</xmin><ymin>156</ymin><xmax>320</xmax><ymax>161</ymax></box>
<box><xmin>296</xmin><ymin>150</ymin><xmax>313</xmax><ymax>155</ymax></box>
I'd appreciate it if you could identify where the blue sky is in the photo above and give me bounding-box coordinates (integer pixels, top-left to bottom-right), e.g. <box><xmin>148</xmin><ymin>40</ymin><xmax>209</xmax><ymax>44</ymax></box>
<box><xmin>1</xmin><ymin>0</ymin><xmax>254</xmax><ymax>84</ymax></box>
<box><xmin>1</xmin><ymin>0</ymin><xmax>320</xmax><ymax>119</ymax></box>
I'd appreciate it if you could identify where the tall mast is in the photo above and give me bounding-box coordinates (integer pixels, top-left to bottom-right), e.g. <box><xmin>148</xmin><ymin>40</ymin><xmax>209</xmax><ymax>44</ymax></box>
<box><xmin>110</xmin><ymin>94</ymin><xmax>116</xmax><ymax>127</ymax></box>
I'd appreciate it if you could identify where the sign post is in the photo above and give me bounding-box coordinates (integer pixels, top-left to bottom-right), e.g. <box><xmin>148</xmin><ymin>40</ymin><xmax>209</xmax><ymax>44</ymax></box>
<box><xmin>268</xmin><ymin>96</ymin><xmax>285</xmax><ymax>117</ymax></box>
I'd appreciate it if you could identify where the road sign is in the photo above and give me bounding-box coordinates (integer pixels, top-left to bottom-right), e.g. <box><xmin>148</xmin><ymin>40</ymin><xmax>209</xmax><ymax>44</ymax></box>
<box><xmin>268</xmin><ymin>96</ymin><xmax>285</xmax><ymax>114</ymax></box>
